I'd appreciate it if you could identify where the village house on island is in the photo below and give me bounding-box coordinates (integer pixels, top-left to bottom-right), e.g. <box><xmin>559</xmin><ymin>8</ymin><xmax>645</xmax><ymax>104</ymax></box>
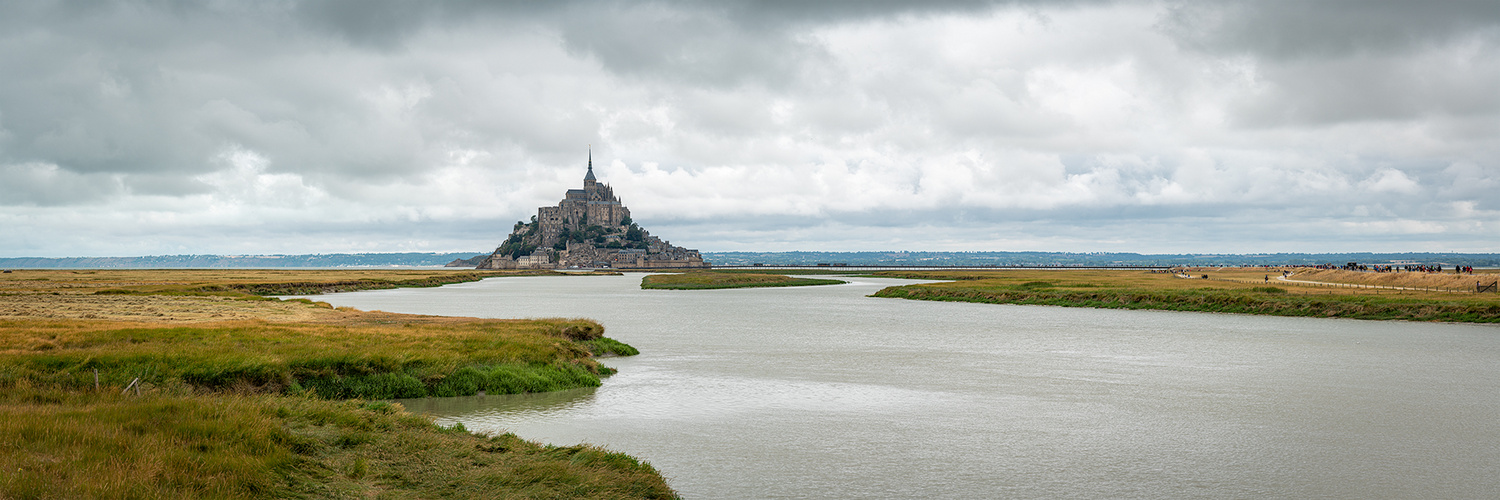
<box><xmin>476</xmin><ymin>154</ymin><xmax>709</xmax><ymax>270</ymax></box>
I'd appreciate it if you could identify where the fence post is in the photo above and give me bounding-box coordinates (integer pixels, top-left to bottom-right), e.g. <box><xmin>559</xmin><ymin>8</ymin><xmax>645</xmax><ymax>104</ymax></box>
<box><xmin>122</xmin><ymin>377</ymin><xmax>140</xmax><ymax>395</ymax></box>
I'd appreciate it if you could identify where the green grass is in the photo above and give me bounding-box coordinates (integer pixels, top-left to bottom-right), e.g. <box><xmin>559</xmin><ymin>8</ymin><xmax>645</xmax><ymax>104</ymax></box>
<box><xmin>697</xmin><ymin>268</ymin><xmax>861</xmax><ymax>275</ymax></box>
<box><xmin>867</xmin><ymin>269</ymin><xmax>1500</xmax><ymax>323</ymax></box>
<box><xmin>579</xmin><ymin>336</ymin><xmax>642</xmax><ymax>357</ymax></box>
<box><xmin>872</xmin><ymin>284</ymin><xmax>1500</xmax><ymax>322</ymax></box>
<box><xmin>0</xmin><ymin>317</ymin><xmax>632</xmax><ymax>399</ymax></box>
<box><xmin>642</xmin><ymin>272</ymin><xmax>844</xmax><ymax>290</ymax></box>
<box><xmin>1</xmin><ymin>268</ymin><xmax>676</xmax><ymax>498</ymax></box>
<box><xmin>0</xmin><ymin>389</ymin><xmax>677</xmax><ymax>499</ymax></box>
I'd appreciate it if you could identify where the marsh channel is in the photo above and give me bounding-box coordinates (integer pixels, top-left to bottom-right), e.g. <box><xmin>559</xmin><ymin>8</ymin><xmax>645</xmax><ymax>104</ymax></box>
<box><xmin>301</xmin><ymin>273</ymin><xmax>1500</xmax><ymax>499</ymax></box>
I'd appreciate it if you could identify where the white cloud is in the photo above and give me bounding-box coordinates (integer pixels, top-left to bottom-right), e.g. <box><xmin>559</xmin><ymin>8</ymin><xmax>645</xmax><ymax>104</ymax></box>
<box><xmin>1362</xmin><ymin>168</ymin><xmax>1421</xmax><ymax>195</ymax></box>
<box><xmin>0</xmin><ymin>0</ymin><xmax>1497</xmax><ymax>256</ymax></box>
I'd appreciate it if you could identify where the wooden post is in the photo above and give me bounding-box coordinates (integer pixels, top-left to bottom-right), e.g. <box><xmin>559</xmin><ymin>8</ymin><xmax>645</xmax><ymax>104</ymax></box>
<box><xmin>122</xmin><ymin>377</ymin><xmax>140</xmax><ymax>395</ymax></box>
<box><xmin>94</xmin><ymin>368</ymin><xmax>100</xmax><ymax>391</ymax></box>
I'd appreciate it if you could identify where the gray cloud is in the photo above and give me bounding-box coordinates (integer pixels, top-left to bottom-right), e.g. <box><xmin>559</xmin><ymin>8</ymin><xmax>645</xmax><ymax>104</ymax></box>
<box><xmin>0</xmin><ymin>163</ymin><xmax>120</xmax><ymax>206</ymax></box>
<box><xmin>0</xmin><ymin>0</ymin><xmax>1496</xmax><ymax>256</ymax></box>
<box><xmin>1160</xmin><ymin>1</ymin><xmax>1500</xmax><ymax>129</ymax></box>
<box><xmin>1160</xmin><ymin>0</ymin><xmax>1500</xmax><ymax>60</ymax></box>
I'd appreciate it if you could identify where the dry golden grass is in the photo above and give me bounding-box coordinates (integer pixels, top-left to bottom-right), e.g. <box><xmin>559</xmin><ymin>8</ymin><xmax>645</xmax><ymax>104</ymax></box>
<box><xmin>0</xmin><ymin>391</ymin><xmax>677</xmax><ymax>499</ymax></box>
<box><xmin>876</xmin><ymin>269</ymin><xmax>1244</xmax><ymax>291</ymax></box>
<box><xmin>0</xmin><ymin>314</ymin><xmax>616</xmax><ymax>399</ymax></box>
<box><xmin>0</xmin><ymin>293</ymin><xmax>332</xmax><ymax>323</ymax></box>
<box><xmin>1289</xmin><ymin>268</ymin><xmax>1498</xmax><ymax>290</ymax></box>
<box><xmin>0</xmin><ymin>269</ymin><xmax>637</xmax><ymax>397</ymax></box>
<box><xmin>0</xmin><ymin>268</ymin><xmax>547</xmax><ymax>323</ymax></box>
<box><xmin>0</xmin><ymin>269</ymin><xmax>678</xmax><ymax>498</ymax></box>
<box><xmin>871</xmin><ymin>268</ymin><xmax>1500</xmax><ymax>322</ymax></box>
<box><xmin>0</xmin><ymin>268</ymin><xmax>513</xmax><ymax>290</ymax></box>
<box><xmin>880</xmin><ymin>268</ymin><xmax>1500</xmax><ymax>297</ymax></box>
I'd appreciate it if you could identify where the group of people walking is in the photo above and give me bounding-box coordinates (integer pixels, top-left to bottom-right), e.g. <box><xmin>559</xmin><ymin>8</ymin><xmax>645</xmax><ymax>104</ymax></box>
<box><xmin>1350</xmin><ymin>264</ymin><xmax>1475</xmax><ymax>274</ymax></box>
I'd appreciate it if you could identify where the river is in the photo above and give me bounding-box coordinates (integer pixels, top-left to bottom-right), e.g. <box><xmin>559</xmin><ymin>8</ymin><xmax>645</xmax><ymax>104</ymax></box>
<box><xmin>301</xmin><ymin>273</ymin><xmax>1500</xmax><ymax>498</ymax></box>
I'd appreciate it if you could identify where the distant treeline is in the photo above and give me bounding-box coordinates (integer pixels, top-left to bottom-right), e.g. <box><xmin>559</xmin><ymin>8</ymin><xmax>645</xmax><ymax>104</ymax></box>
<box><xmin>702</xmin><ymin>251</ymin><xmax>1500</xmax><ymax>268</ymax></box>
<box><xmin>5</xmin><ymin>251</ymin><xmax>1499</xmax><ymax>269</ymax></box>
<box><xmin>0</xmin><ymin>252</ymin><xmax>485</xmax><ymax>269</ymax></box>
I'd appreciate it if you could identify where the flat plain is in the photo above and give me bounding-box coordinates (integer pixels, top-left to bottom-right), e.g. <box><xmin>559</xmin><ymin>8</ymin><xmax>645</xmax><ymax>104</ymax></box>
<box><xmin>0</xmin><ymin>268</ymin><xmax>677</xmax><ymax>499</ymax></box>
<box><xmin>870</xmin><ymin>267</ymin><xmax>1500</xmax><ymax>322</ymax></box>
<box><xmin>640</xmin><ymin>271</ymin><xmax>844</xmax><ymax>289</ymax></box>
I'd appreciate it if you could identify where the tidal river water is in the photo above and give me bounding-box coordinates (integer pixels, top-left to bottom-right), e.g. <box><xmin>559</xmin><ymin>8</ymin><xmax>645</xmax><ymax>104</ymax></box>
<box><xmin>304</xmin><ymin>274</ymin><xmax>1500</xmax><ymax>499</ymax></box>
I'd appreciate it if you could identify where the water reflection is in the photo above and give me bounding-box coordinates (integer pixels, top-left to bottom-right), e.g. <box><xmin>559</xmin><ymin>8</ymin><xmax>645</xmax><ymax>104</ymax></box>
<box><xmin>394</xmin><ymin>387</ymin><xmax>598</xmax><ymax>428</ymax></box>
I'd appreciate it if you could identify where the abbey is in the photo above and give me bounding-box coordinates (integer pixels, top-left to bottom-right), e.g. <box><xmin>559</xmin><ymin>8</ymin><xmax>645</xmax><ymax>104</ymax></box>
<box><xmin>477</xmin><ymin>154</ymin><xmax>709</xmax><ymax>269</ymax></box>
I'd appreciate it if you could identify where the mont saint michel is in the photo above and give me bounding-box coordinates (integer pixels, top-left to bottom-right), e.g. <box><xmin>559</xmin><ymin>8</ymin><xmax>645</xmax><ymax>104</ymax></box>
<box><xmin>475</xmin><ymin>154</ymin><xmax>708</xmax><ymax>269</ymax></box>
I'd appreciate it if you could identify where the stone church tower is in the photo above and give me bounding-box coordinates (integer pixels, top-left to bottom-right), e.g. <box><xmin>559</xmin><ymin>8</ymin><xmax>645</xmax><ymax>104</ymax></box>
<box><xmin>476</xmin><ymin>151</ymin><xmax>707</xmax><ymax>269</ymax></box>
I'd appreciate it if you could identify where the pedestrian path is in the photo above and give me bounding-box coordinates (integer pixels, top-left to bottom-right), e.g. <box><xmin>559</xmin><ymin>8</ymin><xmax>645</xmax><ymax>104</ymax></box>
<box><xmin>1276</xmin><ymin>273</ymin><xmax>1473</xmax><ymax>293</ymax></box>
<box><xmin>1175</xmin><ymin>271</ymin><xmax>1475</xmax><ymax>293</ymax></box>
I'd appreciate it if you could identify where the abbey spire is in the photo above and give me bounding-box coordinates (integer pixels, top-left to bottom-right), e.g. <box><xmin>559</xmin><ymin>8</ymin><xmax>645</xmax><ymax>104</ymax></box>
<box><xmin>584</xmin><ymin>147</ymin><xmax>596</xmax><ymax>184</ymax></box>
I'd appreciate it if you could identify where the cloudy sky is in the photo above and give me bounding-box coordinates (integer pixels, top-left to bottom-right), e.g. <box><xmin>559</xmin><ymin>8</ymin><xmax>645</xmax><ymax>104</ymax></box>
<box><xmin>2</xmin><ymin>0</ymin><xmax>1497</xmax><ymax>257</ymax></box>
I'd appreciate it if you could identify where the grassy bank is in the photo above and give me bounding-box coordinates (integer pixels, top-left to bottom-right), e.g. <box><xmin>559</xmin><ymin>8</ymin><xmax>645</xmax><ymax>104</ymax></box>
<box><xmin>870</xmin><ymin>269</ymin><xmax>1500</xmax><ymax>323</ymax></box>
<box><xmin>40</xmin><ymin>269</ymin><xmax>557</xmax><ymax>297</ymax></box>
<box><xmin>0</xmin><ymin>268</ymin><xmax>641</xmax><ymax>300</ymax></box>
<box><xmin>695</xmin><ymin>268</ymin><xmax>862</xmax><ymax>275</ymax></box>
<box><xmin>642</xmin><ymin>271</ymin><xmax>844</xmax><ymax>290</ymax></box>
<box><xmin>2</xmin><ymin>316</ymin><xmax>627</xmax><ymax>399</ymax></box>
<box><xmin>205</xmin><ymin>272</ymin><xmax>522</xmax><ymax>296</ymax></box>
<box><xmin>1</xmin><ymin>269</ymin><xmax>677</xmax><ymax>498</ymax></box>
<box><xmin>0</xmin><ymin>389</ymin><xmax>675</xmax><ymax>499</ymax></box>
